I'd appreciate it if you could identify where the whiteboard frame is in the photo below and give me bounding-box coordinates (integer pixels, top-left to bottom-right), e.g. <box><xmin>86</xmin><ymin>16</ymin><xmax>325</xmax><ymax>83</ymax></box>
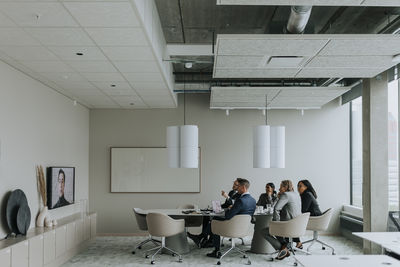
<box><xmin>110</xmin><ymin>147</ymin><xmax>201</xmax><ymax>193</ymax></box>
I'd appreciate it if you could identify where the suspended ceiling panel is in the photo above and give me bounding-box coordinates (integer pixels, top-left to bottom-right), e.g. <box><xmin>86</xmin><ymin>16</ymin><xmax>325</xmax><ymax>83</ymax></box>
<box><xmin>210</xmin><ymin>86</ymin><xmax>351</xmax><ymax>110</ymax></box>
<box><xmin>216</xmin><ymin>0</ymin><xmax>400</xmax><ymax>6</ymax></box>
<box><xmin>0</xmin><ymin>0</ymin><xmax>176</xmax><ymax>109</ymax></box>
<box><xmin>214</xmin><ymin>34</ymin><xmax>400</xmax><ymax>79</ymax></box>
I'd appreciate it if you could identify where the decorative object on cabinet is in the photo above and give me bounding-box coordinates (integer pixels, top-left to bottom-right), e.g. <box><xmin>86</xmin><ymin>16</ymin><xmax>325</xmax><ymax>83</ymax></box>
<box><xmin>47</xmin><ymin>167</ymin><xmax>75</xmax><ymax>210</ymax></box>
<box><xmin>6</xmin><ymin>189</ymin><xmax>30</xmax><ymax>236</ymax></box>
<box><xmin>16</xmin><ymin>203</ymin><xmax>31</xmax><ymax>235</ymax></box>
<box><xmin>36</xmin><ymin>165</ymin><xmax>47</xmax><ymax>227</ymax></box>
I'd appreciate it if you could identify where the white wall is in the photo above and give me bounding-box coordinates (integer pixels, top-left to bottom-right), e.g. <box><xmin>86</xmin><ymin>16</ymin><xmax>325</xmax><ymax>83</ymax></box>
<box><xmin>0</xmin><ymin>61</ymin><xmax>89</xmax><ymax>238</ymax></box>
<box><xmin>90</xmin><ymin>94</ymin><xmax>350</xmax><ymax>234</ymax></box>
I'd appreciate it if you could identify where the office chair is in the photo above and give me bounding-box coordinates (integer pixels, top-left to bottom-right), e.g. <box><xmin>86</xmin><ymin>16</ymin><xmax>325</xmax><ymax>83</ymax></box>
<box><xmin>145</xmin><ymin>212</ymin><xmax>185</xmax><ymax>265</ymax></box>
<box><xmin>132</xmin><ymin>208</ymin><xmax>161</xmax><ymax>254</ymax></box>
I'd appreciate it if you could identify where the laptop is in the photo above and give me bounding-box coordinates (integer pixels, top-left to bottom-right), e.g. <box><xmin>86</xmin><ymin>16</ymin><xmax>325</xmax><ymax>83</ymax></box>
<box><xmin>212</xmin><ymin>200</ymin><xmax>223</xmax><ymax>213</ymax></box>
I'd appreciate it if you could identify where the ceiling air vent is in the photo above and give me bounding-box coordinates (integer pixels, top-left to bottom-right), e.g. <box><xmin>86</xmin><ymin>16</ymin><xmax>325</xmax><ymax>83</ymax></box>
<box><xmin>266</xmin><ymin>56</ymin><xmax>304</xmax><ymax>67</ymax></box>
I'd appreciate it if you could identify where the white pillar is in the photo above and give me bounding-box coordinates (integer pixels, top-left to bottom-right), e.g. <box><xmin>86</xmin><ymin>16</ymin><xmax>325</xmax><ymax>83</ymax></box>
<box><xmin>362</xmin><ymin>71</ymin><xmax>389</xmax><ymax>254</ymax></box>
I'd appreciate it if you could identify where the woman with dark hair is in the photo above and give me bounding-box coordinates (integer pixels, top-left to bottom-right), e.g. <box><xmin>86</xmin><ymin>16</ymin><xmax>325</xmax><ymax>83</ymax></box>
<box><xmin>257</xmin><ymin>182</ymin><xmax>278</xmax><ymax>207</ymax></box>
<box><xmin>295</xmin><ymin>179</ymin><xmax>322</xmax><ymax>249</ymax></box>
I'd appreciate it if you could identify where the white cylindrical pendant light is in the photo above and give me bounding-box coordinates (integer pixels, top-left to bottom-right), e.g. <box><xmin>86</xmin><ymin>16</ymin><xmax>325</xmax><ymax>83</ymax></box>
<box><xmin>253</xmin><ymin>125</ymin><xmax>271</xmax><ymax>168</ymax></box>
<box><xmin>167</xmin><ymin>126</ymin><xmax>180</xmax><ymax>168</ymax></box>
<box><xmin>270</xmin><ymin>126</ymin><xmax>285</xmax><ymax>168</ymax></box>
<box><xmin>180</xmin><ymin>125</ymin><xmax>198</xmax><ymax>168</ymax></box>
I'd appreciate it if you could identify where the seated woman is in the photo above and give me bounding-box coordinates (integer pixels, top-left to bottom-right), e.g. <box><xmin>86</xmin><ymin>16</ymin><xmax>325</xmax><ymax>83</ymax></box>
<box><xmin>257</xmin><ymin>182</ymin><xmax>277</xmax><ymax>208</ymax></box>
<box><xmin>295</xmin><ymin>179</ymin><xmax>322</xmax><ymax>249</ymax></box>
<box><xmin>264</xmin><ymin>180</ymin><xmax>302</xmax><ymax>260</ymax></box>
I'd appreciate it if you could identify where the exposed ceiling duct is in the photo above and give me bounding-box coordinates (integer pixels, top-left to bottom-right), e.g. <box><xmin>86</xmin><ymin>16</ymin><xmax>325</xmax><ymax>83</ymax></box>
<box><xmin>286</xmin><ymin>6</ymin><xmax>313</xmax><ymax>34</ymax></box>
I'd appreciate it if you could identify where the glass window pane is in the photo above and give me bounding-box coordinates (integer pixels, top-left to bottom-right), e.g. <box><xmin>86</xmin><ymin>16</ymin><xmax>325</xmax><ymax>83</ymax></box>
<box><xmin>388</xmin><ymin>80</ymin><xmax>399</xmax><ymax>211</ymax></box>
<box><xmin>351</xmin><ymin>97</ymin><xmax>363</xmax><ymax>207</ymax></box>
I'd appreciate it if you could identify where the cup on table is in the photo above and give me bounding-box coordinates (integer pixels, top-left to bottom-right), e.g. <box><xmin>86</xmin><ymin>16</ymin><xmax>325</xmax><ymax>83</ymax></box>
<box><xmin>266</xmin><ymin>204</ymin><xmax>272</xmax><ymax>214</ymax></box>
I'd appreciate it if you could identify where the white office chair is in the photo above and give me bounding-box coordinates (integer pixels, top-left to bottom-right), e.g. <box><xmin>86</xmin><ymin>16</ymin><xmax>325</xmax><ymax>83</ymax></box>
<box><xmin>131</xmin><ymin>208</ymin><xmax>160</xmax><ymax>254</ymax></box>
<box><xmin>302</xmin><ymin>208</ymin><xmax>335</xmax><ymax>254</ymax></box>
<box><xmin>211</xmin><ymin>215</ymin><xmax>252</xmax><ymax>265</ymax></box>
<box><xmin>145</xmin><ymin>212</ymin><xmax>185</xmax><ymax>265</ymax></box>
<box><xmin>269</xmin><ymin>213</ymin><xmax>310</xmax><ymax>266</ymax></box>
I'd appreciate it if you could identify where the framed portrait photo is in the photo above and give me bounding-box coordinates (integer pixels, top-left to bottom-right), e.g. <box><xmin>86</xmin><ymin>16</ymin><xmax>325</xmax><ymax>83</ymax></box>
<box><xmin>47</xmin><ymin>167</ymin><xmax>75</xmax><ymax>210</ymax></box>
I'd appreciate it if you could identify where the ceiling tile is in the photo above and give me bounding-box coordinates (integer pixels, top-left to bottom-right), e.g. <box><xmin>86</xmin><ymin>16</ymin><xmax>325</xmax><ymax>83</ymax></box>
<box><xmin>55</xmin><ymin>81</ymin><xmax>97</xmax><ymax>90</ymax></box>
<box><xmin>67</xmin><ymin>60</ymin><xmax>117</xmax><ymax>73</ymax></box>
<box><xmin>0</xmin><ymin>3</ymin><xmax>78</xmax><ymax>27</ymax></box>
<box><xmin>113</xmin><ymin>60</ymin><xmax>159</xmax><ymax>72</ymax></box>
<box><xmin>306</xmin><ymin>55</ymin><xmax>395</xmax><ymax>69</ymax></box>
<box><xmin>64</xmin><ymin>2</ymin><xmax>140</xmax><ymax>27</ymax></box>
<box><xmin>218</xmin><ymin>37</ymin><xmax>329</xmax><ymax>56</ymax></box>
<box><xmin>26</xmin><ymin>28</ymin><xmax>94</xmax><ymax>46</ymax></box>
<box><xmin>214</xmin><ymin>68</ymin><xmax>299</xmax><ymax>78</ymax></box>
<box><xmin>130</xmin><ymin>82</ymin><xmax>167</xmax><ymax>90</ymax></box>
<box><xmin>39</xmin><ymin>72</ymin><xmax>86</xmax><ymax>82</ymax></box>
<box><xmin>0</xmin><ymin>12</ymin><xmax>17</xmax><ymax>27</ymax></box>
<box><xmin>20</xmin><ymin>60</ymin><xmax>74</xmax><ymax>72</ymax></box>
<box><xmin>86</xmin><ymin>28</ymin><xmax>147</xmax><ymax>46</ymax></box>
<box><xmin>0</xmin><ymin>46</ymin><xmax>58</xmax><ymax>60</ymax></box>
<box><xmin>47</xmin><ymin>46</ymin><xmax>107</xmax><ymax>61</ymax></box>
<box><xmin>100</xmin><ymin>46</ymin><xmax>154</xmax><ymax>61</ymax></box>
<box><xmin>296</xmin><ymin>68</ymin><xmax>385</xmax><ymax>78</ymax></box>
<box><xmin>122</xmin><ymin>72</ymin><xmax>163</xmax><ymax>82</ymax></box>
<box><xmin>81</xmin><ymin>72</ymin><xmax>126</xmax><ymax>82</ymax></box>
<box><xmin>320</xmin><ymin>38</ymin><xmax>400</xmax><ymax>56</ymax></box>
<box><xmin>0</xmin><ymin>28</ymin><xmax>40</xmax><ymax>46</ymax></box>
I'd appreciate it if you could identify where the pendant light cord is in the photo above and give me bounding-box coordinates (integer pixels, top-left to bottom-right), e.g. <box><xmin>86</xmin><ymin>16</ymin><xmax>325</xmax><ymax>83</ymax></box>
<box><xmin>184</xmin><ymin>71</ymin><xmax>186</xmax><ymax>125</ymax></box>
<box><xmin>265</xmin><ymin>94</ymin><xmax>268</xmax><ymax>125</ymax></box>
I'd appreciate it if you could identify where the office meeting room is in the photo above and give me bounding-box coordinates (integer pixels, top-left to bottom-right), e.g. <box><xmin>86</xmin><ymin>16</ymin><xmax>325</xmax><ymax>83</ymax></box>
<box><xmin>1</xmin><ymin>0</ymin><xmax>400</xmax><ymax>266</ymax></box>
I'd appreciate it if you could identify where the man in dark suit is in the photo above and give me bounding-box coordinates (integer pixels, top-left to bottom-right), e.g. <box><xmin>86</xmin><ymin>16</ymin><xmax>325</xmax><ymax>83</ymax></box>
<box><xmin>221</xmin><ymin>179</ymin><xmax>241</xmax><ymax>208</ymax></box>
<box><xmin>206</xmin><ymin>178</ymin><xmax>256</xmax><ymax>258</ymax></box>
<box><xmin>188</xmin><ymin>179</ymin><xmax>241</xmax><ymax>248</ymax></box>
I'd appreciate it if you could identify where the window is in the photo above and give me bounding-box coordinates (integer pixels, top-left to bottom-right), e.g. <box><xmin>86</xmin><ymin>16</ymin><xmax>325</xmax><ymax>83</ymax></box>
<box><xmin>388</xmin><ymin>80</ymin><xmax>399</xmax><ymax>211</ymax></box>
<box><xmin>350</xmin><ymin>97</ymin><xmax>363</xmax><ymax>207</ymax></box>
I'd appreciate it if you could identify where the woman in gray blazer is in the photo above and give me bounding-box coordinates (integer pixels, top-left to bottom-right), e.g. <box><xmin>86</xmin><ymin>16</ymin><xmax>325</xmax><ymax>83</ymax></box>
<box><xmin>264</xmin><ymin>180</ymin><xmax>302</xmax><ymax>260</ymax></box>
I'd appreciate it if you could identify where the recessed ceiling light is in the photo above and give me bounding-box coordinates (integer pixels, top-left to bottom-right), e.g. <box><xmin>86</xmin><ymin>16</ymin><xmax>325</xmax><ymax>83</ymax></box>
<box><xmin>130</xmin><ymin>103</ymin><xmax>134</xmax><ymax>106</ymax></box>
<box><xmin>111</xmin><ymin>84</ymin><xmax>116</xmax><ymax>87</ymax></box>
<box><xmin>76</xmin><ymin>52</ymin><xmax>84</xmax><ymax>56</ymax></box>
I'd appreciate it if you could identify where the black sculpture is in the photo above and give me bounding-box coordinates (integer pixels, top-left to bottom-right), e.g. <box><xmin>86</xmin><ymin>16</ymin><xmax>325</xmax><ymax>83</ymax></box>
<box><xmin>5</xmin><ymin>189</ymin><xmax>31</xmax><ymax>236</ymax></box>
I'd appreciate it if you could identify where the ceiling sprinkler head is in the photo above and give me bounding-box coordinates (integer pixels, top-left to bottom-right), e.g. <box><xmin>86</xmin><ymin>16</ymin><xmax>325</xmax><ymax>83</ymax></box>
<box><xmin>184</xmin><ymin>62</ymin><xmax>193</xmax><ymax>69</ymax></box>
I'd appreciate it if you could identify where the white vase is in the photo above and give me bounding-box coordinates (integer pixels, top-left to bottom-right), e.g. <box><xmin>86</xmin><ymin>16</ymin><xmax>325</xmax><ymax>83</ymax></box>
<box><xmin>36</xmin><ymin>206</ymin><xmax>48</xmax><ymax>227</ymax></box>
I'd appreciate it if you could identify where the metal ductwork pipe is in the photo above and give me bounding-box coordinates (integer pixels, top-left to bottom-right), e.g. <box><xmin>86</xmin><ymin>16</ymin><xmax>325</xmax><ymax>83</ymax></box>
<box><xmin>286</xmin><ymin>6</ymin><xmax>312</xmax><ymax>34</ymax></box>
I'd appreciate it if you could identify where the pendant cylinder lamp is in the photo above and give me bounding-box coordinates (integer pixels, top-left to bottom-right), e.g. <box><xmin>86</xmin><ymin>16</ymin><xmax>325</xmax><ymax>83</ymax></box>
<box><xmin>253</xmin><ymin>125</ymin><xmax>285</xmax><ymax>168</ymax></box>
<box><xmin>270</xmin><ymin>126</ymin><xmax>285</xmax><ymax>168</ymax></box>
<box><xmin>253</xmin><ymin>125</ymin><xmax>271</xmax><ymax>168</ymax></box>
<box><xmin>167</xmin><ymin>125</ymin><xmax>198</xmax><ymax>168</ymax></box>
<box><xmin>167</xmin><ymin>126</ymin><xmax>180</xmax><ymax>168</ymax></box>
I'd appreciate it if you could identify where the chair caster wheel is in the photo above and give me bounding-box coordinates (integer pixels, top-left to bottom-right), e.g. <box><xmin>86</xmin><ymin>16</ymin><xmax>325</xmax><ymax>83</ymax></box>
<box><xmin>138</xmin><ymin>246</ymin><xmax>142</xmax><ymax>249</ymax></box>
<box><xmin>172</xmin><ymin>253</ymin><xmax>175</xmax><ymax>256</ymax></box>
<box><xmin>221</xmin><ymin>244</ymin><xmax>225</xmax><ymax>247</ymax></box>
<box><xmin>322</xmin><ymin>247</ymin><xmax>326</xmax><ymax>250</ymax></box>
<box><xmin>178</xmin><ymin>259</ymin><xmax>182</xmax><ymax>263</ymax></box>
<box><xmin>243</xmin><ymin>255</ymin><xmax>247</xmax><ymax>258</ymax></box>
<box><xmin>294</xmin><ymin>262</ymin><xmax>298</xmax><ymax>266</ymax></box>
<box><xmin>145</xmin><ymin>255</ymin><xmax>149</xmax><ymax>258</ymax></box>
<box><xmin>247</xmin><ymin>260</ymin><xmax>251</xmax><ymax>265</ymax></box>
<box><xmin>217</xmin><ymin>261</ymin><xmax>221</xmax><ymax>265</ymax></box>
<box><xmin>332</xmin><ymin>252</ymin><xmax>336</xmax><ymax>255</ymax></box>
<box><xmin>132</xmin><ymin>251</ymin><xmax>135</xmax><ymax>254</ymax></box>
<box><xmin>151</xmin><ymin>260</ymin><xmax>155</xmax><ymax>264</ymax></box>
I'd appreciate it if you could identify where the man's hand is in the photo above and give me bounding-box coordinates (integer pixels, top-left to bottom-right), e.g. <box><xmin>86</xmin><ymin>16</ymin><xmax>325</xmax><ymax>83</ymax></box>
<box><xmin>221</xmin><ymin>190</ymin><xmax>229</xmax><ymax>199</ymax></box>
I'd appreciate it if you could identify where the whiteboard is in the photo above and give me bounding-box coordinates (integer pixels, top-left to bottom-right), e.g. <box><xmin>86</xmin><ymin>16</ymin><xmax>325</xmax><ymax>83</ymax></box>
<box><xmin>110</xmin><ymin>147</ymin><xmax>200</xmax><ymax>193</ymax></box>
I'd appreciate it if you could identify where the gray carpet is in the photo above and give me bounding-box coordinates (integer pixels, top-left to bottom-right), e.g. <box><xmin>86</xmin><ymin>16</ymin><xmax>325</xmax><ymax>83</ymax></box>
<box><xmin>63</xmin><ymin>235</ymin><xmax>363</xmax><ymax>266</ymax></box>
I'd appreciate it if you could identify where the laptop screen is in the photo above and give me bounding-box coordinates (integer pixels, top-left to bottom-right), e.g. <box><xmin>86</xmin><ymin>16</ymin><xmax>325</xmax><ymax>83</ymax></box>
<box><xmin>212</xmin><ymin>200</ymin><xmax>222</xmax><ymax>213</ymax></box>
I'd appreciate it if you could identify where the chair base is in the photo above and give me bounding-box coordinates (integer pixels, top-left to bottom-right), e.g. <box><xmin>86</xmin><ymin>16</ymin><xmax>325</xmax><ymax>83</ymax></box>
<box><xmin>132</xmin><ymin>235</ymin><xmax>160</xmax><ymax>254</ymax></box>
<box><xmin>221</xmin><ymin>237</ymin><xmax>245</xmax><ymax>247</ymax></box>
<box><xmin>144</xmin><ymin>237</ymin><xmax>183</xmax><ymax>264</ymax></box>
<box><xmin>302</xmin><ymin>231</ymin><xmax>335</xmax><ymax>255</ymax></box>
<box><xmin>217</xmin><ymin>238</ymin><xmax>251</xmax><ymax>265</ymax></box>
<box><xmin>267</xmin><ymin>238</ymin><xmax>311</xmax><ymax>266</ymax></box>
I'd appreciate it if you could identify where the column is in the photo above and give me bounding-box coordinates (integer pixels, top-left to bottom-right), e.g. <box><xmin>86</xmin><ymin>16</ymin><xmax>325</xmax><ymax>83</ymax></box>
<box><xmin>362</xmin><ymin>71</ymin><xmax>389</xmax><ymax>254</ymax></box>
